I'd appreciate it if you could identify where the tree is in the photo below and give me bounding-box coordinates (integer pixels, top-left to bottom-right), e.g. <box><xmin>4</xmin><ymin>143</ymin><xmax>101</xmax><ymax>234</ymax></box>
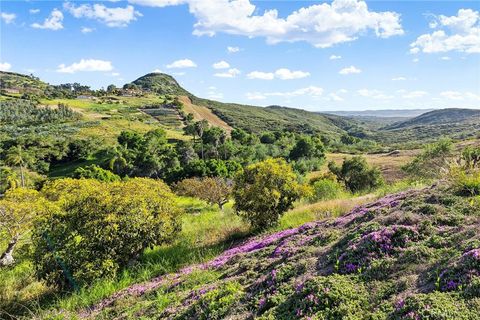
<box><xmin>289</xmin><ymin>136</ymin><xmax>325</xmax><ymax>160</ymax></box>
<box><xmin>175</xmin><ymin>177</ymin><xmax>232</xmax><ymax>209</ymax></box>
<box><xmin>5</xmin><ymin>145</ymin><xmax>33</xmax><ymax>188</ymax></box>
<box><xmin>328</xmin><ymin>156</ymin><xmax>383</xmax><ymax>193</ymax></box>
<box><xmin>233</xmin><ymin>158</ymin><xmax>308</xmax><ymax>229</ymax></box>
<box><xmin>195</xmin><ymin>120</ymin><xmax>209</xmax><ymax>159</ymax></box>
<box><xmin>73</xmin><ymin>164</ymin><xmax>120</xmax><ymax>182</ymax></box>
<box><xmin>32</xmin><ymin>178</ymin><xmax>182</xmax><ymax>289</ymax></box>
<box><xmin>0</xmin><ymin>188</ymin><xmax>51</xmax><ymax>266</ymax></box>
<box><xmin>402</xmin><ymin>138</ymin><xmax>453</xmax><ymax>179</ymax></box>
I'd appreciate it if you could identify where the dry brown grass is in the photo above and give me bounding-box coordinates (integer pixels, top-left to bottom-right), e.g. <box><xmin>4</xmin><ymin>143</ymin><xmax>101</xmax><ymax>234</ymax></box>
<box><xmin>179</xmin><ymin>96</ymin><xmax>233</xmax><ymax>133</ymax></box>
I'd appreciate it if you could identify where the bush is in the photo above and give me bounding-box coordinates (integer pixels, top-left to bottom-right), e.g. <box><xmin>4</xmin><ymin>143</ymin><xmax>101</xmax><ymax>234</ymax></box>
<box><xmin>32</xmin><ymin>178</ymin><xmax>182</xmax><ymax>289</ymax></box>
<box><xmin>175</xmin><ymin>177</ymin><xmax>232</xmax><ymax>209</ymax></box>
<box><xmin>309</xmin><ymin>178</ymin><xmax>345</xmax><ymax>202</ymax></box>
<box><xmin>328</xmin><ymin>156</ymin><xmax>384</xmax><ymax>193</ymax></box>
<box><xmin>72</xmin><ymin>164</ymin><xmax>121</xmax><ymax>182</ymax></box>
<box><xmin>403</xmin><ymin>138</ymin><xmax>453</xmax><ymax>179</ymax></box>
<box><xmin>233</xmin><ymin>158</ymin><xmax>308</xmax><ymax>229</ymax></box>
<box><xmin>452</xmin><ymin>170</ymin><xmax>480</xmax><ymax>196</ymax></box>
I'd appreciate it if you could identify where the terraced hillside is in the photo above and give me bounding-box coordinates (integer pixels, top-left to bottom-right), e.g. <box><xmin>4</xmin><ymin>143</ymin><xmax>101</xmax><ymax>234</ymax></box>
<box><xmin>74</xmin><ymin>183</ymin><xmax>480</xmax><ymax>320</ymax></box>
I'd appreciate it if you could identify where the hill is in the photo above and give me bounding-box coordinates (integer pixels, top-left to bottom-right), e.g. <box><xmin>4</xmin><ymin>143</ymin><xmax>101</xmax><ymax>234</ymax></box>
<box><xmin>131</xmin><ymin>72</ymin><xmax>190</xmax><ymax>96</ymax></box>
<box><xmin>78</xmin><ymin>183</ymin><xmax>480</xmax><ymax>319</ymax></box>
<box><xmin>385</xmin><ymin>108</ymin><xmax>480</xmax><ymax>130</ymax></box>
<box><xmin>325</xmin><ymin>109</ymin><xmax>433</xmax><ymax>118</ymax></box>
<box><xmin>0</xmin><ymin>71</ymin><xmax>48</xmax><ymax>95</ymax></box>
<box><xmin>373</xmin><ymin>108</ymin><xmax>480</xmax><ymax>144</ymax></box>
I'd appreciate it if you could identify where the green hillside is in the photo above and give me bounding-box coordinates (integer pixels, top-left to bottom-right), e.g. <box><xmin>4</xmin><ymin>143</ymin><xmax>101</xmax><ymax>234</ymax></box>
<box><xmin>76</xmin><ymin>183</ymin><xmax>480</xmax><ymax>319</ymax></box>
<box><xmin>131</xmin><ymin>72</ymin><xmax>190</xmax><ymax>96</ymax></box>
<box><xmin>386</xmin><ymin>108</ymin><xmax>480</xmax><ymax>130</ymax></box>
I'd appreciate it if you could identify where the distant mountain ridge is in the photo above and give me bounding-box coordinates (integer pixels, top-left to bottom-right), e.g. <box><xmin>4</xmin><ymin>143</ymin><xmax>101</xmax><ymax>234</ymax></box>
<box><xmin>385</xmin><ymin>108</ymin><xmax>480</xmax><ymax>130</ymax></box>
<box><xmin>325</xmin><ymin>109</ymin><xmax>434</xmax><ymax>118</ymax></box>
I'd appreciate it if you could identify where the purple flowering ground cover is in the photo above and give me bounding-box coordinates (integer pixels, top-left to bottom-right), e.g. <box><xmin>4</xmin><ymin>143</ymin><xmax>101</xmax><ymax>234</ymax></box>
<box><xmin>78</xmin><ymin>184</ymin><xmax>480</xmax><ymax>320</ymax></box>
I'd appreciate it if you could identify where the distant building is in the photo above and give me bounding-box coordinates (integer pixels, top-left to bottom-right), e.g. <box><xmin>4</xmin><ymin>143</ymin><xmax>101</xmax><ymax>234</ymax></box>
<box><xmin>77</xmin><ymin>95</ymin><xmax>95</xmax><ymax>100</ymax></box>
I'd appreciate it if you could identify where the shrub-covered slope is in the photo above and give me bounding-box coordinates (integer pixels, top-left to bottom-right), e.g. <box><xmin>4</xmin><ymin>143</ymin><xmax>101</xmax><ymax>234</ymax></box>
<box><xmin>80</xmin><ymin>184</ymin><xmax>480</xmax><ymax>319</ymax></box>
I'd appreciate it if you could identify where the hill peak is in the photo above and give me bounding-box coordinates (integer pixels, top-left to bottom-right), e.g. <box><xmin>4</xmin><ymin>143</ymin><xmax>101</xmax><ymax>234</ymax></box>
<box><xmin>131</xmin><ymin>72</ymin><xmax>190</xmax><ymax>96</ymax></box>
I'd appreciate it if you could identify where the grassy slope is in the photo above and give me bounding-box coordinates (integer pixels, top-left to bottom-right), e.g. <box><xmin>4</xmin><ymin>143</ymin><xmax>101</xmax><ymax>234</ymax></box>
<box><xmin>1</xmin><ymin>193</ymin><xmax>378</xmax><ymax>319</ymax></box>
<box><xmin>78</xmin><ymin>183</ymin><xmax>480</xmax><ymax>320</ymax></box>
<box><xmin>178</xmin><ymin>96</ymin><xmax>233</xmax><ymax>133</ymax></box>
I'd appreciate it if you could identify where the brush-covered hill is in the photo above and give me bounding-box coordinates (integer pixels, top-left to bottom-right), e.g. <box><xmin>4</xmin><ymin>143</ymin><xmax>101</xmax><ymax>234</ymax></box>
<box><xmin>79</xmin><ymin>183</ymin><xmax>480</xmax><ymax>319</ymax></box>
<box><xmin>386</xmin><ymin>108</ymin><xmax>480</xmax><ymax>130</ymax></box>
<box><xmin>128</xmin><ymin>72</ymin><xmax>360</xmax><ymax>135</ymax></box>
<box><xmin>372</xmin><ymin>108</ymin><xmax>480</xmax><ymax>145</ymax></box>
<box><xmin>0</xmin><ymin>71</ymin><xmax>48</xmax><ymax>94</ymax></box>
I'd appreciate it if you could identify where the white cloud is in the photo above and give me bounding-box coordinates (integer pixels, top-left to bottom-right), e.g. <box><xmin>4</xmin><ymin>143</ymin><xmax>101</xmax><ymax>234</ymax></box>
<box><xmin>410</xmin><ymin>9</ymin><xmax>480</xmax><ymax>54</ymax></box>
<box><xmin>81</xmin><ymin>27</ymin><xmax>94</xmax><ymax>33</ymax></box>
<box><xmin>392</xmin><ymin>76</ymin><xmax>407</xmax><ymax>81</ymax></box>
<box><xmin>64</xmin><ymin>2</ymin><xmax>142</xmax><ymax>27</ymax></box>
<box><xmin>171</xmin><ymin>71</ymin><xmax>186</xmax><ymax>76</ymax></box>
<box><xmin>329</xmin><ymin>55</ymin><xmax>342</xmax><ymax>60</ymax></box>
<box><xmin>247</xmin><ymin>68</ymin><xmax>309</xmax><ymax>80</ymax></box>
<box><xmin>328</xmin><ymin>93</ymin><xmax>344</xmax><ymax>101</ymax></box>
<box><xmin>166</xmin><ymin>59</ymin><xmax>197</xmax><ymax>68</ymax></box>
<box><xmin>227</xmin><ymin>46</ymin><xmax>240</xmax><ymax>53</ymax></box>
<box><xmin>339</xmin><ymin>66</ymin><xmax>361</xmax><ymax>75</ymax></box>
<box><xmin>152</xmin><ymin>68</ymin><xmax>162</xmax><ymax>73</ymax></box>
<box><xmin>111</xmin><ymin>72</ymin><xmax>121</xmax><ymax>76</ymax></box>
<box><xmin>0</xmin><ymin>62</ymin><xmax>12</xmax><ymax>71</ymax></box>
<box><xmin>130</xmin><ymin>0</ymin><xmax>403</xmax><ymax>48</ymax></box>
<box><xmin>31</xmin><ymin>9</ymin><xmax>63</xmax><ymax>30</ymax></box>
<box><xmin>57</xmin><ymin>59</ymin><xmax>114</xmax><ymax>73</ymax></box>
<box><xmin>1</xmin><ymin>12</ymin><xmax>16</xmax><ymax>24</ymax></box>
<box><xmin>29</xmin><ymin>9</ymin><xmax>40</xmax><ymax>14</ymax></box>
<box><xmin>246</xmin><ymin>86</ymin><xmax>324</xmax><ymax>100</ymax></box>
<box><xmin>214</xmin><ymin>68</ymin><xmax>241</xmax><ymax>78</ymax></box>
<box><xmin>357</xmin><ymin>89</ymin><xmax>392</xmax><ymax>99</ymax></box>
<box><xmin>212</xmin><ymin>60</ymin><xmax>230</xmax><ymax>69</ymax></box>
<box><xmin>440</xmin><ymin>90</ymin><xmax>468</xmax><ymax>100</ymax></box>
<box><xmin>402</xmin><ymin>90</ymin><xmax>428</xmax><ymax>99</ymax></box>
<box><xmin>247</xmin><ymin>71</ymin><xmax>274</xmax><ymax>80</ymax></box>
<box><xmin>274</xmin><ymin>68</ymin><xmax>310</xmax><ymax>80</ymax></box>
<box><xmin>412</xmin><ymin>58</ymin><xmax>420</xmax><ymax>63</ymax></box>
<box><xmin>440</xmin><ymin>56</ymin><xmax>451</xmax><ymax>60</ymax></box>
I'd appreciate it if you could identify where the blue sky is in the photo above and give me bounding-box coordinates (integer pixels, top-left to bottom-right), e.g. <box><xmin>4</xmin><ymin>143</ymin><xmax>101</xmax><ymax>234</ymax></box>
<box><xmin>1</xmin><ymin>0</ymin><xmax>479</xmax><ymax>111</ymax></box>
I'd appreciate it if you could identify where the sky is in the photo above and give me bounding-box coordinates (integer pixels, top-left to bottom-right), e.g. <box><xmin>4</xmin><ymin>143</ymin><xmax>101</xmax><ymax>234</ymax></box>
<box><xmin>0</xmin><ymin>0</ymin><xmax>479</xmax><ymax>111</ymax></box>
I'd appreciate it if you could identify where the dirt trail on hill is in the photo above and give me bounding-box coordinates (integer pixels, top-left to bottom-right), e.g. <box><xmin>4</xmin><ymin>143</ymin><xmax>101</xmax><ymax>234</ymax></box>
<box><xmin>179</xmin><ymin>96</ymin><xmax>233</xmax><ymax>133</ymax></box>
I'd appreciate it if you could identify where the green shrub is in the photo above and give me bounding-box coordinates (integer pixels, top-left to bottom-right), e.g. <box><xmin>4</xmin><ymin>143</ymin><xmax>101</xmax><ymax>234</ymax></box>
<box><xmin>309</xmin><ymin>178</ymin><xmax>345</xmax><ymax>202</ymax></box>
<box><xmin>453</xmin><ymin>170</ymin><xmax>480</xmax><ymax>196</ymax></box>
<box><xmin>72</xmin><ymin>164</ymin><xmax>120</xmax><ymax>182</ymax></box>
<box><xmin>233</xmin><ymin>158</ymin><xmax>309</xmax><ymax>229</ymax></box>
<box><xmin>328</xmin><ymin>156</ymin><xmax>384</xmax><ymax>193</ymax></box>
<box><xmin>32</xmin><ymin>178</ymin><xmax>182</xmax><ymax>289</ymax></box>
<box><xmin>389</xmin><ymin>292</ymin><xmax>474</xmax><ymax>320</ymax></box>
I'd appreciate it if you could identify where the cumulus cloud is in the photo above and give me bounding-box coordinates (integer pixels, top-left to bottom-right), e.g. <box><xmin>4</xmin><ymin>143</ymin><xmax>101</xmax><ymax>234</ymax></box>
<box><xmin>31</xmin><ymin>9</ymin><xmax>63</xmax><ymax>30</ymax></box>
<box><xmin>410</xmin><ymin>9</ymin><xmax>480</xmax><ymax>54</ymax></box>
<box><xmin>0</xmin><ymin>62</ymin><xmax>12</xmax><ymax>71</ymax></box>
<box><xmin>329</xmin><ymin>55</ymin><xmax>342</xmax><ymax>60</ymax></box>
<box><xmin>57</xmin><ymin>59</ymin><xmax>114</xmax><ymax>73</ymax></box>
<box><xmin>1</xmin><ymin>12</ymin><xmax>16</xmax><ymax>24</ymax></box>
<box><xmin>214</xmin><ymin>68</ymin><xmax>241</xmax><ymax>78</ymax></box>
<box><xmin>152</xmin><ymin>68</ymin><xmax>162</xmax><ymax>73</ymax></box>
<box><xmin>212</xmin><ymin>60</ymin><xmax>230</xmax><ymax>69</ymax></box>
<box><xmin>440</xmin><ymin>56</ymin><xmax>451</xmax><ymax>60</ymax></box>
<box><xmin>247</xmin><ymin>68</ymin><xmax>309</xmax><ymax>80</ymax></box>
<box><xmin>247</xmin><ymin>71</ymin><xmax>274</xmax><ymax>80</ymax></box>
<box><xmin>166</xmin><ymin>59</ymin><xmax>197</xmax><ymax>68</ymax></box>
<box><xmin>29</xmin><ymin>9</ymin><xmax>40</xmax><ymax>14</ymax></box>
<box><xmin>81</xmin><ymin>27</ymin><xmax>94</xmax><ymax>33</ymax></box>
<box><xmin>339</xmin><ymin>66</ymin><xmax>361</xmax><ymax>74</ymax></box>
<box><xmin>246</xmin><ymin>86</ymin><xmax>324</xmax><ymax>100</ymax></box>
<box><xmin>129</xmin><ymin>0</ymin><xmax>403</xmax><ymax>48</ymax></box>
<box><xmin>227</xmin><ymin>46</ymin><xmax>240</xmax><ymax>53</ymax></box>
<box><xmin>64</xmin><ymin>2</ymin><xmax>142</xmax><ymax>27</ymax></box>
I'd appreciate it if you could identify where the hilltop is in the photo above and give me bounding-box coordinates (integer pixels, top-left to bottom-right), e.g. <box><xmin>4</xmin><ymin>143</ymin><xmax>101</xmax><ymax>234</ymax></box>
<box><xmin>385</xmin><ymin>108</ymin><xmax>480</xmax><ymax>129</ymax></box>
<box><xmin>77</xmin><ymin>183</ymin><xmax>480</xmax><ymax>319</ymax></box>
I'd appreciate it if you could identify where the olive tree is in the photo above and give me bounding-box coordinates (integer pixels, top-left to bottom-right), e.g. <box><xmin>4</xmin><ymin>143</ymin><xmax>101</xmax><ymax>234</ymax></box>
<box><xmin>175</xmin><ymin>177</ymin><xmax>232</xmax><ymax>209</ymax></box>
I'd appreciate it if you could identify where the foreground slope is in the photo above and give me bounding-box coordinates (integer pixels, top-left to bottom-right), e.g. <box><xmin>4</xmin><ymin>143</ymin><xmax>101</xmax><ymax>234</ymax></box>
<box><xmin>79</xmin><ymin>184</ymin><xmax>480</xmax><ymax>319</ymax></box>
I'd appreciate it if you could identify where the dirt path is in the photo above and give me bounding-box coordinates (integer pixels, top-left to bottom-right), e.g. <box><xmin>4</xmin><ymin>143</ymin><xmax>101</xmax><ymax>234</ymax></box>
<box><xmin>179</xmin><ymin>96</ymin><xmax>233</xmax><ymax>133</ymax></box>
